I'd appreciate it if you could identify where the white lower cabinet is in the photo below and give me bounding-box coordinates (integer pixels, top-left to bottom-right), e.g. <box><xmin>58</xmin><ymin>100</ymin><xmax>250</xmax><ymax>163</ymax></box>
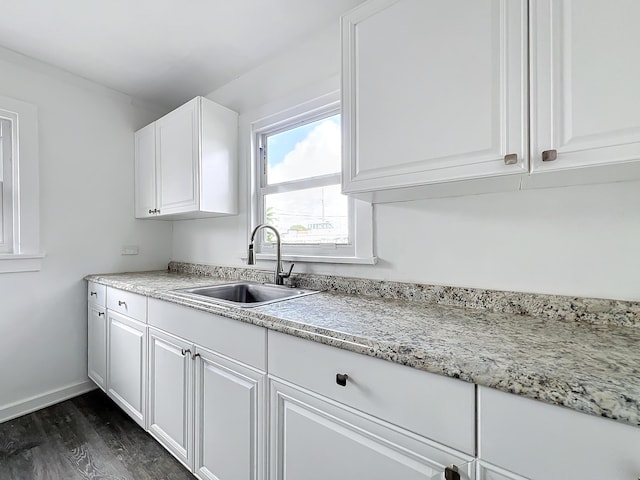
<box><xmin>87</xmin><ymin>302</ymin><xmax>107</xmax><ymax>391</ymax></box>
<box><xmin>146</xmin><ymin>298</ymin><xmax>267</xmax><ymax>480</ymax></box>
<box><xmin>270</xmin><ymin>379</ymin><xmax>474</xmax><ymax>480</ymax></box>
<box><xmin>194</xmin><ymin>347</ymin><xmax>265</xmax><ymax>480</ymax></box>
<box><xmin>148</xmin><ymin>328</ymin><xmax>194</xmax><ymax>469</ymax></box>
<box><xmin>267</xmin><ymin>330</ymin><xmax>475</xmax><ymax>480</ymax></box>
<box><xmin>107</xmin><ymin>310</ymin><xmax>147</xmax><ymax>428</ymax></box>
<box><xmin>87</xmin><ymin>281</ymin><xmax>107</xmax><ymax>391</ymax></box>
<box><xmin>89</xmin><ymin>287</ymin><xmax>640</xmax><ymax>480</ymax></box>
<box><xmin>478</xmin><ymin>386</ymin><xmax>640</xmax><ymax>479</ymax></box>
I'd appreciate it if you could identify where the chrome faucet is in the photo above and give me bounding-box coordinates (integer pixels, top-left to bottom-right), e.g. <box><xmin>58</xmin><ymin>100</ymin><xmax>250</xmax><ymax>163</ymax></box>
<box><xmin>247</xmin><ymin>224</ymin><xmax>294</xmax><ymax>286</ymax></box>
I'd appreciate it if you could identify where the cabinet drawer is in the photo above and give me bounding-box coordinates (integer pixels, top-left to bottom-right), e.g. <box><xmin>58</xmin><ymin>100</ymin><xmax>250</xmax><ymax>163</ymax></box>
<box><xmin>87</xmin><ymin>281</ymin><xmax>106</xmax><ymax>307</ymax></box>
<box><xmin>479</xmin><ymin>386</ymin><xmax>640</xmax><ymax>479</ymax></box>
<box><xmin>148</xmin><ymin>298</ymin><xmax>266</xmax><ymax>371</ymax></box>
<box><xmin>268</xmin><ymin>331</ymin><xmax>475</xmax><ymax>455</ymax></box>
<box><xmin>270</xmin><ymin>379</ymin><xmax>474</xmax><ymax>480</ymax></box>
<box><xmin>107</xmin><ymin>287</ymin><xmax>147</xmax><ymax>322</ymax></box>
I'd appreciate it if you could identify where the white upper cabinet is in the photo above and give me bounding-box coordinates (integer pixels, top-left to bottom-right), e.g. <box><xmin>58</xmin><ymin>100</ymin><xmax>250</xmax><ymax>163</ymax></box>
<box><xmin>526</xmin><ymin>0</ymin><xmax>640</xmax><ymax>188</ymax></box>
<box><xmin>341</xmin><ymin>0</ymin><xmax>528</xmax><ymax>202</ymax></box>
<box><xmin>156</xmin><ymin>99</ymin><xmax>200</xmax><ymax>216</ymax></box>
<box><xmin>135</xmin><ymin>96</ymin><xmax>238</xmax><ymax>219</ymax></box>
<box><xmin>134</xmin><ymin>123</ymin><xmax>157</xmax><ymax>218</ymax></box>
<box><xmin>342</xmin><ymin>0</ymin><xmax>640</xmax><ymax>201</ymax></box>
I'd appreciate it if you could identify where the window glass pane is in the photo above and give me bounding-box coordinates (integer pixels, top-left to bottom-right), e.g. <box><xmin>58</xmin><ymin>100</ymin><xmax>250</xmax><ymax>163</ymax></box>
<box><xmin>0</xmin><ymin>118</ymin><xmax>10</xmax><ymax>249</ymax></box>
<box><xmin>266</xmin><ymin>114</ymin><xmax>340</xmax><ymax>185</ymax></box>
<box><xmin>264</xmin><ymin>184</ymin><xmax>348</xmax><ymax>244</ymax></box>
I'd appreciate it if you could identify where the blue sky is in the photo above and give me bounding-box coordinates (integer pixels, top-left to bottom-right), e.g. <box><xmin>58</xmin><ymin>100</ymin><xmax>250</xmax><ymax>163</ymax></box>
<box><xmin>267</xmin><ymin>114</ymin><xmax>340</xmax><ymax>167</ymax></box>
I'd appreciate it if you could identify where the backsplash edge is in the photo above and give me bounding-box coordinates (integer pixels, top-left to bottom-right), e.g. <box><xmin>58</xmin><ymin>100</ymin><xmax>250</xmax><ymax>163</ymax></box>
<box><xmin>167</xmin><ymin>261</ymin><xmax>640</xmax><ymax>327</ymax></box>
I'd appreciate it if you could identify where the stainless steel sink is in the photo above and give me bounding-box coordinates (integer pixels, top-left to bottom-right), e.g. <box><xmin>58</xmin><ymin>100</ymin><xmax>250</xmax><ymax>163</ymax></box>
<box><xmin>173</xmin><ymin>282</ymin><xmax>319</xmax><ymax>308</ymax></box>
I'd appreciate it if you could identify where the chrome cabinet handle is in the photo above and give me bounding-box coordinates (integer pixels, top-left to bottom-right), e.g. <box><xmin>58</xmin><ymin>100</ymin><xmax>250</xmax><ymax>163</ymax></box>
<box><xmin>118</xmin><ymin>300</ymin><xmax>127</xmax><ymax>307</ymax></box>
<box><xmin>336</xmin><ymin>373</ymin><xmax>349</xmax><ymax>387</ymax></box>
<box><xmin>148</xmin><ymin>209</ymin><xmax>154</xmax><ymax>214</ymax></box>
<box><xmin>504</xmin><ymin>153</ymin><xmax>518</xmax><ymax>165</ymax></box>
<box><xmin>90</xmin><ymin>291</ymin><xmax>97</xmax><ymax>297</ymax></box>
<box><xmin>97</xmin><ymin>312</ymin><xmax>104</xmax><ymax>317</ymax></box>
<box><xmin>542</xmin><ymin>149</ymin><xmax>557</xmax><ymax>162</ymax></box>
<box><xmin>192</xmin><ymin>352</ymin><xmax>201</xmax><ymax>360</ymax></box>
<box><xmin>181</xmin><ymin>348</ymin><xmax>191</xmax><ymax>357</ymax></box>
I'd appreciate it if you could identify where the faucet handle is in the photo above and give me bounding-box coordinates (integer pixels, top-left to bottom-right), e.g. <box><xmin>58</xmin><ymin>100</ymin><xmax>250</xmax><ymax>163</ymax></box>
<box><xmin>281</xmin><ymin>263</ymin><xmax>294</xmax><ymax>279</ymax></box>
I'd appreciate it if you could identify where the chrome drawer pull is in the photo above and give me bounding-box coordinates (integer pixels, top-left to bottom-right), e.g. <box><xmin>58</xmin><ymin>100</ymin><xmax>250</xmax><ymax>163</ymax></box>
<box><xmin>118</xmin><ymin>300</ymin><xmax>127</xmax><ymax>307</ymax></box>
<box><xmin>336</xmin><ymin>373</ymin><xmax>349</xmax><ymax>387</ymax></box>
<box><xmin>90</xmin><ymin>291</ymin><xmax>97</xmax><ymax>297</ymax></box>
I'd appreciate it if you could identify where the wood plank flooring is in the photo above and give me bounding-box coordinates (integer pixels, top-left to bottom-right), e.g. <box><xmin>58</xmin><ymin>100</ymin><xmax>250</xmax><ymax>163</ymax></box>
<box><xmin>0</xmin><ymin>390</ymin><xmax>195</xmax><ymax>480</ymax></box>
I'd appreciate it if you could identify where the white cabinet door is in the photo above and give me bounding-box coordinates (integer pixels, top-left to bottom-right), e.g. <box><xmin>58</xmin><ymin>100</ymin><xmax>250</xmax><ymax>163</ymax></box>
<box><xmin>155</xmin><ymin>97</ymin><xmax>200</xmax><ymax>215</ymax></box>
<box><xmin>148</xmin><ymin>328</ymin><xmax>193</xmax><ymax>469</ymax></box>
<box><xmin>529</xmin><ymin>0</ymin><xmax>640</xmax><ymax>186</ymax></box>
<box><xmin>134</xmin><ymin>122</ymin><xmax>157</xmax><ymax>218</ymax></box>
<box><xmin>87</xmin><ymin>303</ymin><xmax>107</xmax><ymax>391</ymax></box>
<box><xmin>269</xmin><ymin>379</ymin><xmax>475</xmax><ymax>480</ymax></box>
<box><xmin>107</xmin><ymin>310</ymin><xmax>147</xmax><ymax>428</ymax></box>
<box><xmin>194</xmin><ymin>347</ymin><xmax>265</xmax><ymax>480</ymax></box>
<box><xmin>479</xmin><ymin>386</ymin><xmax>640</xmax><ymax>479</ymax></box>
<box><xmin>342</xmin><ymin>0</ymin><xmax>528</xmax><ymax>201</ymax></box>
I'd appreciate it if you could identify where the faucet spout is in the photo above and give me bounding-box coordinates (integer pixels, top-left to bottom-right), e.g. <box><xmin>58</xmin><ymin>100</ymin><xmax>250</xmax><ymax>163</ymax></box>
<box><xmin>247</xmin><ymin>224</ymin><xmax>294</xmax><ymax>285</ymax></box>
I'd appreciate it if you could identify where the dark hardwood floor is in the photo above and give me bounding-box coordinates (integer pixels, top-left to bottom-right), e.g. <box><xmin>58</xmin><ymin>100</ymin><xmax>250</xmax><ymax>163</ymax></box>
<box><xmin>0</xmin><ymin>390</ymin><xmax>195</xmax><ymax>480</ymax></box>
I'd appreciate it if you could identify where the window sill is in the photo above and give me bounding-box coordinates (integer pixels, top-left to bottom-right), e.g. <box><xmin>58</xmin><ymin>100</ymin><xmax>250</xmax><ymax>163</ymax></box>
<box><xmin>0</xmin><ymin>253</ymin><xmax>45</xmax><ymax>273</ymax></box>
<box><xmin>253</xmin><ymin>253</ymin><xmax>377</xmax><ymax>265</ymax></box>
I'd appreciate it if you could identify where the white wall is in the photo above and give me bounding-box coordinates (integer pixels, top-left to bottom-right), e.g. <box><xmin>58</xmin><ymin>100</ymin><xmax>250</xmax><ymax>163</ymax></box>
<box><xmin>0</xmin><ymin>47</ymin><xmax>172</xmax><ymax>417</ymax></box>
<box><xmin>171</xmin><ymin>22</ymin><xmax>640</xmax><ymax>302</ymax></box>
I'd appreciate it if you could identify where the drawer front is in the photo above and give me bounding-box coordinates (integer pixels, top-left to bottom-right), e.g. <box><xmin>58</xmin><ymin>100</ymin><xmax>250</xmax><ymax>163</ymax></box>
<box><xmin>107</xmin><ymin>287</ymin><xmax>147</xmax><ymax>322</ymax></box>
<box><xmin>479</xmin><ymin>386</ymin><xmax>640</xmax><ymax>479</ymax></box>
<box><xmin>270</xmin><ymin>379</ymin><xmax>474</xmax><ymax>480</ymax></box>
<box><xmin>87</xmin><ymin>281</ymin><xmax>106</xmax><ymax>307</ymax></box>
<box><xmin>268</xmin><ymin>330</ymin><xmax>475</xmax><ymax>455</ymax></box>
<box><xmin>148</xmin><ymin>298</ymin><xmax>266</xmax><ymax>371</ymax></box>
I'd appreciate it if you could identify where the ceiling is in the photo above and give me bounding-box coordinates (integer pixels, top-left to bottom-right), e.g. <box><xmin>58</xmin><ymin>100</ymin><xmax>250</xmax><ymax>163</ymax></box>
<box><xmin>0</xmin><ymin>0</ymin><xmax>365</xmax><ymax>109</ymax></box>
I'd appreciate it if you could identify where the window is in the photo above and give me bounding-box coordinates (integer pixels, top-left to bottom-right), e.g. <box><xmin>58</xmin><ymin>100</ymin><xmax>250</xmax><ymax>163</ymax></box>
<box><xmin>0</xmin><ymin>96</ymin><xmax>42</xmax><ymax>273</ymax></box>
<box><xmin>0</xmin><ymin>115</ymin><xmax>13</xmax><ymax>253</ymax></box>
<box><xmin>251</xmin><ymin>92</ymin><xmax>374</xmax><ymax>264</ymax></box>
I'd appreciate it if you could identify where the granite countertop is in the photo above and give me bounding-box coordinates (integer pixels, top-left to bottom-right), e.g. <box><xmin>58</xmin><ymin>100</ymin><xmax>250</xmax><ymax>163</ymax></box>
<box><xmin>85</xmin><ymin>269</ymin><xmax>640</xmax><ymax>429</ymax></box>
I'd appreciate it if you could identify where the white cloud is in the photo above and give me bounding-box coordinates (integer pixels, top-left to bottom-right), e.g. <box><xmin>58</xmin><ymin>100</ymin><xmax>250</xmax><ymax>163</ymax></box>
<box><xmin>265</xmin><ymin>120</ymin><xmax>348</xmax><ymax>243</ymax></box>
<box><xmin>268</xmin><ymin>120</ymin><xmax>341</xmax><ymax>183</ymax></box>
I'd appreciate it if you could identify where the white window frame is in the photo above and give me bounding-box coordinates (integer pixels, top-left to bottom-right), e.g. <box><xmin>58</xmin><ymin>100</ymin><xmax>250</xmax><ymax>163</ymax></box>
<box><xmin>250</xmin><ymin>91</ymin><xmax>375</xmax><ymax>264</ymax></box>
<box><xmin>0</xmin><ymin>96</ymin><xmax>43</xmax><ymax>273</ymax></box>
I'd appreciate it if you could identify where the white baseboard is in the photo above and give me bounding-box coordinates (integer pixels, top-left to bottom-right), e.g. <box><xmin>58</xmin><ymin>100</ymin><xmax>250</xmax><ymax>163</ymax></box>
<box><xmin>0</xmin><ymin>379</ymin><xmax>97</xmax><ymax>423</ymax></box>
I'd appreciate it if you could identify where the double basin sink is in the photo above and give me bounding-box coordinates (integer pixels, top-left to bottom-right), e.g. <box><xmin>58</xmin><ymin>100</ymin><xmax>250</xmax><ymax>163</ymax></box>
<box><xmin>173</xmin><ymin>282</ymin><xmax>319</xmax><ymax>308</ymax></box>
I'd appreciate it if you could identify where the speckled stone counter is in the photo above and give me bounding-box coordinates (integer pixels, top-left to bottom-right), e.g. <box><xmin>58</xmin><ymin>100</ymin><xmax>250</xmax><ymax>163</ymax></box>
<box><xmin>85</xmin><ymin>269</ymin><xmax>640</xmax><ymax>430</ymax></box>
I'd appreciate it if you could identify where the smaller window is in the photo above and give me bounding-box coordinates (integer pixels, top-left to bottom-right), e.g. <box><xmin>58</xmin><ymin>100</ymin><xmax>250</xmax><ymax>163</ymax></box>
<box><xmin>0</xmin><ymin>115</ymin><xmax>14</xmax><ymax>254</ymax></box>
<box><xmin>251</xmin><ymin>92</ymin><xmax>374</xmax><ymax>264</ymax></box>
<box><xmin>259</xmin><ymin>112</ymin><xmax>348</xmax><ymax>247</ymax></box>
<box><xmin>0</xmin><ymin>95</ymin><xmax>43</xmax><ymax>273</ymax></box>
